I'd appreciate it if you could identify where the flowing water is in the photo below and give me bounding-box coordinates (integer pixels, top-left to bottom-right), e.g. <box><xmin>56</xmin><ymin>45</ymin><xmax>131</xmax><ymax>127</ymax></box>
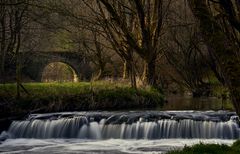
<box><xmin>6</xmin><ymin>111</ymin><xmax>240</xmax><ymax>139</ymax></box>
<box><xmin>0</xmin><ymin>138</ymin><xmax>235</xmax><ymax>154</ymax></box>
<box><xmin>0</xmin><ymin>110</ymin><xmax>239</xmax><ymax>153</ymax></box>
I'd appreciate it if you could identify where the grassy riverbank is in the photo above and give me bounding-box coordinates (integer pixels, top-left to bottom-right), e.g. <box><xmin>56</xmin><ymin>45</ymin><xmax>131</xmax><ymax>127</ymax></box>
<box><xmin>168</xmin><ymin>140</ymin><xmax>240</xmax><ymax>154</ymax></box>
<box><xmin>0</xmin><ymin>81</ymin><xmax>164</xmax><ymax>118</ymax></box>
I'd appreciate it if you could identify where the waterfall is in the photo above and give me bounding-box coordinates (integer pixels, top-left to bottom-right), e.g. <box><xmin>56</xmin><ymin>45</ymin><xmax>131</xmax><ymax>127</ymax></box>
<box><xmin>6</xmin><ymin>111</ymin><xmax>240</xmax><ymax>139</ymax></box>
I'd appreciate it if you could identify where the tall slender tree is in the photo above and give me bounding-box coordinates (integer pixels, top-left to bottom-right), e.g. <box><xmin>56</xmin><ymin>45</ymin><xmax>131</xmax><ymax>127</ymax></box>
<box><xmin>188</xmin><ymin>0</ymin><xmax>240</xmax><ymax>114</ymax></box>
<box><xmin>0</xmin><ymin>0</ymin><xmax>28</xmax><ymax>98</ymax></box>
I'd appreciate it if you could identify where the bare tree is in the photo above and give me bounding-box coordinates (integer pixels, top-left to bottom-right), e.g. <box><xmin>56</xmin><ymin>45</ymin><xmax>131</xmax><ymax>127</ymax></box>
<box><xmin>0</xmin><ymin>0</ymin><xmax>29</xmax><ymax>98</ymax></box>
<box><xmin>165</xmin><ymin>25</ymin><xmax>212</xmax><ymax>97</ymax></box>
<box><xmin>188</xmin><ymin>0</ymin><xmax>240</xmax><ymax>114</ymax></box>
<box><xmin>82</xmin><ymin>30</ymin><xmax>112</xmax><ymax>80</ymax></box>
<box><xmin>95</xmin><ymin>0</ymin><xmax>172</xmax><ymax>86</ymax></box>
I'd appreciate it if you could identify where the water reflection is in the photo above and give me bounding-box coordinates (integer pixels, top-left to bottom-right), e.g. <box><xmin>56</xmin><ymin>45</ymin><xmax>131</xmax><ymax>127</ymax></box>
<box><xmin>162</xmin><ymin>96</ymin><xmax>233</xmax><ymax>111</ymax></box>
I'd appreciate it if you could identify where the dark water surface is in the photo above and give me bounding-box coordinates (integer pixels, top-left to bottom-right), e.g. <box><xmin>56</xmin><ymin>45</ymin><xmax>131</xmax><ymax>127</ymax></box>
<box><xmin>162</xmin><ymin>96</ymin><xmax>233</xmax><ymax>111</ymax></box>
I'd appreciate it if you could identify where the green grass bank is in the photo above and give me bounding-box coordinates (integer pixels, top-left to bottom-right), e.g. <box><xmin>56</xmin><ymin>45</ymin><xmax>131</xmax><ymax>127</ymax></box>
<box><xmin>168</xmin><ymin>140</ymin><xmax>240</xmax><ymax>154</ymax></box>
<box><xmin>0</xmin><ymin>81</ymin><xmax>164</xmax><ymax>118</ymax></box>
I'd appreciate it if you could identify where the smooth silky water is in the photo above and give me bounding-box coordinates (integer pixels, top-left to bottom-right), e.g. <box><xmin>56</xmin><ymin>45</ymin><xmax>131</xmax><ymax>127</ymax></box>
<box><xmin>0</xmin><ymin>109</ymin><xmax>239</xmax><ymax>154</ymax></box>
<box><xmin>0</xmin><ymin>97</ymin><xmax>239</xmax><ymax>153</ymax></box>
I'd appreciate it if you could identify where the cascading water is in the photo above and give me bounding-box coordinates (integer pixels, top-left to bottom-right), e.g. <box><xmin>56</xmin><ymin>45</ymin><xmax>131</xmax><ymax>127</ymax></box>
<box><xmin>6</xmin><ymin>111</ymin><xmax>240</xmax><ymax>139</ymax></box>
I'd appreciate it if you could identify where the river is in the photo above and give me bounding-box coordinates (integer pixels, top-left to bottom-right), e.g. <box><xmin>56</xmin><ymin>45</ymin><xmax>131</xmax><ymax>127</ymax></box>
<box><xmin>0</xmin><ymin>97</ymin><xmax>238</xmax><ymax>154</ymax></box>
<box><xmin>0</xmin><ymin>139</ymin><xmax>235</xmax><ymax>154</ymax></box>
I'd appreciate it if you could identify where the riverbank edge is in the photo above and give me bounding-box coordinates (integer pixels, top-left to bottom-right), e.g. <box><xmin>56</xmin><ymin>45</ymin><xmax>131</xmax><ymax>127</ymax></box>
<box><xmin>0</xmin><ymin>81</ymin><xmax>164</xmax><ymax>121</ymax></box>
<box><xmin>167</xmin><ymin>140</ymin><xmax>240</xmax><ymax>154</ymax></box>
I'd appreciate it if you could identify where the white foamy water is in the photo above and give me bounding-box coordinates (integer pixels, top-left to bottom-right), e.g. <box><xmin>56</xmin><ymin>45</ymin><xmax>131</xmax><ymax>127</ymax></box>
<box><xmin>0</xmin><ymin>139</ymin><xmax>235</xmax><ymax>154</ymax></box>
<box><xmin>7</xmin><ymin>111</ymin><xmax>240</xmax><ymax>139</ymax></box>
<box><xmin>1</xmin><ymin>111</ymin><xmax>239</xmax><ymax>153</ymax></box>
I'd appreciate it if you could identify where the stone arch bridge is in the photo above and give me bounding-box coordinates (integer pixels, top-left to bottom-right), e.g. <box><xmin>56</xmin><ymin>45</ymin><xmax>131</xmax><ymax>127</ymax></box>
<box><xmin>21</xmin><ymin>51</ymin><xmax>92</xmax><ymax>82</ymax></box>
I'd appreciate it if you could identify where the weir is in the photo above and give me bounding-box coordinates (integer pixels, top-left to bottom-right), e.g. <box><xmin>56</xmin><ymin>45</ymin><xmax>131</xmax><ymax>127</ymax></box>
<box><xmin>6</xmin><ymin>111</ymin><xmax>240</xmax><ymax>139</ymax></box>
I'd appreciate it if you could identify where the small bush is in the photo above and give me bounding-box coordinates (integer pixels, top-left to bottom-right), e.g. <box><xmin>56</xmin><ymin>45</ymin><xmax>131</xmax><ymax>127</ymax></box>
<box><xmin>168</xmin><ymin>140</ymin><xmax>240</xmax><ymax>154</ymax></box>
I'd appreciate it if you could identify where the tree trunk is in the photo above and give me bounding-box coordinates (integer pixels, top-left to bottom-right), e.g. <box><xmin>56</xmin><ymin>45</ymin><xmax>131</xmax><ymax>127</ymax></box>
<box><xmin>0</xmin><ymin>11</ymin><xmax>6</xmax><ymax>83</ymax></box>
<box><xmin>122</xmin><ymin>58</ymin><xmax>136</xmax><ymax>88</ymax></box>
<box><xmin>16</xmin><ymin>35</ymin><xmax>21</xmax><ymax>99</ymax></box>
<box><xmin>122</xmin><ymin>60</ymin><xmax>129</xmax><ymax>79</ymax></box>
<box><xmin>142</xmin><ymin>56</ymin><xmax>157</xmax><ymax>86</ymax></box>
<box><xmin>0</xmin><ymin>53</ymin><xmax>6</xmax><ymax>83</ymax></box>
<box><xmin>188</xmin><ymin>0</ymin><xmax>240</xmax><ymax>115</ymax></box>
<box><xmin>94</xmin><ymin>63</ymin><xmax>105</xmax><ymax>81</ymax></box>
<box><xmin>94</xmin><ymin>69</ymin><xmax>103</xmax><ymax>81</ymax></box>
<box><xmin>129</xmin><ymin>61</ymin><xmax>137</xmax><ymax>89</ymax></box>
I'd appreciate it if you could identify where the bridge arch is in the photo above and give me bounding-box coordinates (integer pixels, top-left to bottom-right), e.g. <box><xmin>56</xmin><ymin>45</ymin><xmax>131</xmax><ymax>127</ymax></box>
<box><xmin>41</xmin><ymin>62</ymin><xmax>79</xmax><ymax>82</ymax></box>
<box><xmin>22</xmin><ymin>52</ymin><xmax>92</xmax><ymax>82</ymax></box>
